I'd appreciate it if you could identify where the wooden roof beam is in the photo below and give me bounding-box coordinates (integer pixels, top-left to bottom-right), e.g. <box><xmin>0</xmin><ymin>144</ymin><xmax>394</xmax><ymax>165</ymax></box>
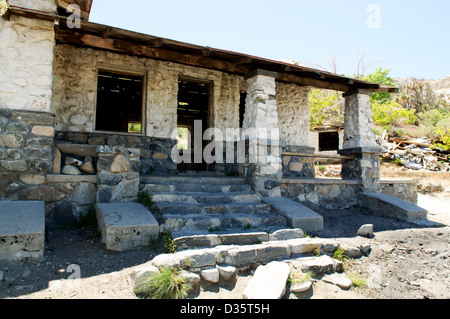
<box><xmin>55</xmin><ymin>30</ymin><xmax>241</xmax><ymax>74</ymax></box>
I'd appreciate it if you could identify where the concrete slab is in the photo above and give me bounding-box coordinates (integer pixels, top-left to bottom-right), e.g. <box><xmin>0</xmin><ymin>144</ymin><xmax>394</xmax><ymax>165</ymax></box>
<box><xmin>262</xmin><ymin>197</ymin><xmax>324</xmax><ymax>232</ymax></box>
<box><xmin>0</xmin><ymin>201</ymin><xmax>45</xmax><ymax>263</ymax></box>
<box><xmin>243</xmin><ymin>261</ymin><xmax>291</xmax><ymax>299</ymax></box>
<box><xmin>96</xmin><ymin>203</ymin><xmax>159</xmax><ymax>252</ymax></box>
<box><xmin>359</xmin><ymin>193</ymin><xmax>428</xmax><ymax>221</ymax></box>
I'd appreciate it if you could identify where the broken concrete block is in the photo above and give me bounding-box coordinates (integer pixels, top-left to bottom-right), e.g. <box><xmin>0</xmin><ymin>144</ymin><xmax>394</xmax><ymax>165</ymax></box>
<box><xmin>96</xmin><ymin>203</ymin><xmax>159</xmax><ymax>252</ymax></box>
<box><xmin>243</xmin><ymin>261</ymin><xmax>290</xmax><ymax>299</ymax></box>
<box><xmin>270</xmin><ymin>228</ymin><xmax>304</xmax><ymax>241</ymax></box>
<box><xmin>0</xmin><ymin>201</ymin><xmax>45</xmax><ymax>263</ymax></box>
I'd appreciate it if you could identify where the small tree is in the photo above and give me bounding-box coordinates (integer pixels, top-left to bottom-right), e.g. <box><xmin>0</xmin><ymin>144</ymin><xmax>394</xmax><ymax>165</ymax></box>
<box><xmin>359</xmin><ymin>67</ymin><xmax>395</xmax><ymax>103</ymax></box>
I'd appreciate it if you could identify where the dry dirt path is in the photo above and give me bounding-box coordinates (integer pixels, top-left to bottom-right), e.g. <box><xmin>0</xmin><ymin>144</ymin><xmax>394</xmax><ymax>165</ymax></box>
<box><xmin>1</xmin><ymin>194</ymin><xmax>449</xmax><ymax>300</ymax></box>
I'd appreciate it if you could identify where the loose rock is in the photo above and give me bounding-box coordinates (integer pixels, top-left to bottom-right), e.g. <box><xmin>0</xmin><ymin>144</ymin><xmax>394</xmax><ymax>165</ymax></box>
<box><xmin>216</xmin><ymin>265</ymin><xmax>237</xmax><ymax>281</ymax></box>
<box><xmin>322</xmin><ymin>273</ymin><xmax>353</xmax><ymax>289</ymax></box>
<box><xmin>62</xmin><ymin>165</ymin><xmax>81</xmax><ymax>175</ymax></box>
<box><xmin>201</xmin><ymin>268</ymin><xmax>220</xmax><ymax>283</ymax></box>
<box><xmin>357</xmin><ymin>224</ymin><xmax>374</xmax><ymax>238</ymax></box>
<box><xmin>290</xmin><ymin>280</ymin><xmax>312</xmax><ymax>293</ymax></box>
<box><xmin>243</xmin><ymin>261</ymin><xmax>290</xmax><ymax>299</ymax></box>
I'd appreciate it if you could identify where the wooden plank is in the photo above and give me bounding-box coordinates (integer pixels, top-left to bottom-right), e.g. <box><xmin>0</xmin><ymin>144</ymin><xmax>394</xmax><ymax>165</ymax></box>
<box><xmin>277</xmin><ymin>72</ymin><xmax>351</xmax><ymax>92</ymax></box>
<box><xmin>389</xmin><ymin>138</ymin><xmax>432</xmax><ymax>148</ymax></box>
<box><xmin>55</xmin><ymin>30</ymin><xmax>241</xmax><ymax>74</ymax></box>
<box><xmin>281</xmin><ymin>152</ymin><xmax>354</xmax><ymax>160</ymax></box>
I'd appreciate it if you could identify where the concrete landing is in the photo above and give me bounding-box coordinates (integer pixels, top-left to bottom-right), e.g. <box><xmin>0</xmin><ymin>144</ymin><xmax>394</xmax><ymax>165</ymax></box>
<box><xmin>0</xmin><ymin>201</ymin><xmax>45</xmax><ymax>263</ymax></box>
<box><xmin>359</xmin><ymin>193</ymin><xmax>428</xmax><ymax>222</ymax></box>
<box><xmin>96</xmin><ymin>203</ymin><xmax>159</xmax><ymax>252</ymax></box>
<box><xmin>262</xmin><ymin>197</ymin><xmax>324</xmax><ymax>232</ymax></box>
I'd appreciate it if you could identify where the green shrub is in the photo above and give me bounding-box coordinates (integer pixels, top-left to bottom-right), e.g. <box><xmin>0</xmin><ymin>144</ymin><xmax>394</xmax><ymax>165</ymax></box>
<box><xmin>348</xmin><ymin>272</ymin><xmax>368</xmax><ymax>288</ymax></box>
<box><xmin>134</xmin><ymin>267</ymin><xmax>191</xmax><ymax>299</ymax></box>
<box><xmin>309</xmin><ymin>89</ymin><xmax>343</xmax><ymax>127</ymax></box>
<box><xmin>162</xmin><ymin>230</ymin><xmax>177</xmax><ymax>254</ymax></box>
<box><xmin>372</xmin><ymin>100</ymin><xmax>417</xmax><ymax>127</ymax></box>
<box><xmin>417</xmin><ymin>109</ymin><xmax>443</xmax><ymax>126</ymax></box>
<box><xmin>137</xmin><ymin>191</ymin><xmax>153</xmax><ymax>208</ymax></box>
<box><xmin>433</xmin><ymin>127</ymin><xmax>450</xmax><ymax>151</ymax></box>
<box><xmin>289</xmin><ymin>271</ymin><xmax>313</xmax><ymax>285</ymax></box>
<box><xmin>333</xmin><ymin>246</ymin><xmax>349</xmax><ymax>262</ymax></box>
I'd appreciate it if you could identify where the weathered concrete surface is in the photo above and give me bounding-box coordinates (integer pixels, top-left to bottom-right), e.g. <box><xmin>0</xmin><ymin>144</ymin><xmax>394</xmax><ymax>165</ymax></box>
<box><xmin>359</xmin><ymin>192</ymin><xmax>428</xmax><ymax>221</ymax></box>
<box><xmin>243</xmin><ymin>261</ymin><xmax>290</xmax><ymax>299</ymax></box>
<box><xmin>96</xmin><ymin>203</ymin><xmax>159</xmax><ymax>252</ymax></box>
<box><xmin>262</xmin><ymin>197</ymin><xmax>324</xmax><ymax>232</ymax></box>
<box><xmin>0</xmin><ymin>201</ymin><xmax>45</xmax><ymax>263</ymax></box>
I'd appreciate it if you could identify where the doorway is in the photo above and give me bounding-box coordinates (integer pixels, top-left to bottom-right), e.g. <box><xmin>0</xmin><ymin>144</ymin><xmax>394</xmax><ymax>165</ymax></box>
<box><xmin>177</xmin><ymin>79</ymin><xmax>211</xmax><ymax>171</ymax></box>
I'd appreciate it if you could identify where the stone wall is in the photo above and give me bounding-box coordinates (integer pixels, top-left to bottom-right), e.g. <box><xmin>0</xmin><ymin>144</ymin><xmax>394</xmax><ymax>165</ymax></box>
<box><xmin>96</xmin><ymin>146</ymin><xmax>141</xmax><ymax>204</ymax></box>
<box><xmin>9</xmin><ymin>0</ymin><xmax>57</xmax><ymax>12</ymax></box>
<box><xmin>0</xmin><ymin>15</ymin><xmax>55</xmax><ymax>112</ymax></box>
<box><xmin>281</xmin><ymin>178</ymin><xmax>418</xmax><ymax>211</ymax></box>
<box><xmin>342</xmin><ymin>90</ymin><xmax>377</xmax><ymax>149</ymax></box>
<box><xmin>379</xmin><ymin>180</ymin><xmax>418</xmax><ymax>204</ymax></box>
<box><xmin>281</xmin><ymin>178</ymin><xmax>359</xmax><ymax>210</ymax></box>
<box><xmin>281</xmin><ymin>145</ymin><xmax>316</xmax><ymax>178</ymax></box>
<box><xmin>0</xmin><ymin>108</ymin><xmax>55</xmax><ymax>200</ymax></box>
<box><xmin>276</xmin><ymin>82</ymin><xmax>310</xmax><ymax>146</ymax></box>
<box><xmin>52</xmin><ymin>44</ymin><xmax>245</xmax><ymax>139</ymax></box>
<box><xmin>54</xmin><ymin>131</ymin><xmax>177</xmax><ymax>175</ymax></box>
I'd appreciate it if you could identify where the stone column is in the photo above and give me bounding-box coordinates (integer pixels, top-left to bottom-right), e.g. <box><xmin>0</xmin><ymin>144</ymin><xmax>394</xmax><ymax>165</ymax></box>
<box><xmin>339</xmin><ymin>89</ymin><xmax>381</xmax><ymax>192</ymax></box>
<box><xmin>96</xmin><ymin>146</ymin><xmax>141</xmax><ymax>203</ymax></box>
<box><xmin>242</xmin><ymin>70</ymin><xmax>282</xmax><ymax>197</ymax></box>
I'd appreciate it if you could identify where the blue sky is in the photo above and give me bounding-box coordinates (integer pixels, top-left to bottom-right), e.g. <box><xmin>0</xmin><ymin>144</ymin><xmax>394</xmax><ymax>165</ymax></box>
<box><xmin>90</xmin><ymin>0</ymin><xmax>450</xmax><ymax>79</ymax></box>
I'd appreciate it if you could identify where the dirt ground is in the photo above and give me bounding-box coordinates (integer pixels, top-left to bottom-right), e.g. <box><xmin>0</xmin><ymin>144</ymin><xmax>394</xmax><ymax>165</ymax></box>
<box><xmin>1</xmin><ymin>167</ymin><xmax>449</xmax><ymax>300</ymax></box>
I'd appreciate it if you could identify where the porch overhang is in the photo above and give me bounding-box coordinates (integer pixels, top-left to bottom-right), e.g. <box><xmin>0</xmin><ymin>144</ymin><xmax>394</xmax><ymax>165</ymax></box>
<box><xmin>8</xmin><ymin>5</ymin><xmax>398</xmax><ymax>94</ymax></box>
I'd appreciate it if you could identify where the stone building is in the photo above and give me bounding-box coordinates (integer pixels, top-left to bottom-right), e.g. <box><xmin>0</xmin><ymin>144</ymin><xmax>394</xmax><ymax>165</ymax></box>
<box><xmin>1</xmin><ymin>0</ymin><xmax>419</xmax><ymax>242</ymax></box>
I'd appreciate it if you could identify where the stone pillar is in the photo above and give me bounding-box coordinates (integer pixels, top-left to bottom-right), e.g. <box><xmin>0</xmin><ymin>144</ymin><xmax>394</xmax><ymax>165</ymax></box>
<box><xmin>96</xmin><ymin>146</ymin><xmax>141</xmax><ymax>203</ymax></box>
<box><xmin>243</xmin><ymin>70</ymin><xmax>282</xmax><ymax>197</ymax></box>
<box><xmin>339</xmin><ymin>89</ymin><xmax>381</xmax><ymax>192</ymax></box>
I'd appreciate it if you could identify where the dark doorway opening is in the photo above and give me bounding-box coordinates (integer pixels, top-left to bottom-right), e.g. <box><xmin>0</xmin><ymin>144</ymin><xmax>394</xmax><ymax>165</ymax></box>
<box><xmin>95</xmin><ymin>71</ymin><xmax>144</xmax><ymax>134</ymax></box>
<box><xmin>177</xmin><ymin>79</ymin><xmax>211</xmax><ymax>171</ymax></box>
<box><xmin>239</xmin><ymin>92</ymin><xmax>247</xmax><ymax>129</ymax></box>
<box><xmin>319</xmin><ymin>131</ymin><xmax>340</xmax><ymax>151</ymax></box>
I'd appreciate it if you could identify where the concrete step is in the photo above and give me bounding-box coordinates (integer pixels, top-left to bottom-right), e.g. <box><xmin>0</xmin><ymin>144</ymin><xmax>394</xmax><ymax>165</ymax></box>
<box><xmin>141</xmin><ymin>175</ymin><xmax>246</xmax><ymax>185</ymax></box>
<box><xmin>141</xmin><ymin>182</ymin><xmax>251</xmax><ymax>194</ymax></box>
<box><xmin>96</xmin><ymin>203</ymin><xmax>159</xmax><ymax>252</ymax></box>
<box><xmin>262</xmin><ymin>197</ymin><xmax>324</xmax><ymax>233</ymax></box>
<box><xmin>0</xmin><ymin>201</ymin><xmax>45</xmax><ymax>263</ymax></box>
<box><xmin>150</xmin><ymin>192</ymin><xmax>262</xmax><ymax>205</ymax></box>
<box><xmin>358</xmin><ymin>192</ymin><xmax>428</xmax><ymax>222</ymax></box>
<box><xmin>152</xmin><ymin>202</ymin><xmax>271</xmax><ymax>216</ymax></box>
<box><xmin>160</xmin><ymin>212</ymin><xmax>287</xmax><ymax>234</ymax></box>
<box><xmin>172</xmin><ymin>228</ymin><xmax>305</xmax><ymax>250</ymax></box>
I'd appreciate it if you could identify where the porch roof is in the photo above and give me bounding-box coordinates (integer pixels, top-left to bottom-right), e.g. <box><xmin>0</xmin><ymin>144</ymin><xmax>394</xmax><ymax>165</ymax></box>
<box><xmin>9</xmin><ymin>5</ymin><xmax>398</xmax><ymax>94</ymax></box>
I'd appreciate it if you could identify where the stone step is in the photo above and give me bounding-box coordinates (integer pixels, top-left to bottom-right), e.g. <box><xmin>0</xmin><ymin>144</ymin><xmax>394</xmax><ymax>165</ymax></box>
<box><xmin>141</xmin><ymin>175</ymin><xmax>247</xmax><ymax>185</ymax></box>
<box><xmin>358</xmin><ymin>192</ymin><xmax>428</xmax><ymax>222</ymax></box>
<box><xmin>0</xmin><ymin>201</ymin><xmax>46</xmax><ymax>263</ymax></box>
<box><xmin>150</xmin><ymin>192</ymin><xmax>262</xmax><ymax>205</ymax></box>
<box><xmin>149</xmin><ymin>237</ymin><xmax>342</xmax><ymax>270</ymax></box>
<box><xmin>152</xmin><ymin>202</ymin><xmax>271</xmax><ymax>216</ymax></box>
<box><xmin>141</xmin><ymin>182</ymin><xmax>251</xmax><ymax>194</ymax></box>
<box><xmin>172</xmin><ymin>228</ymin><xmax>305</xmax><ymax>250</ymax></box>
<box><xmin>96</xmin><ymin>203</ymin><xmax>159</xmax><ymax>252</ymax></box>
<box><xmin>262</xmin><ymin>197</ymin><xmax>324</xmax><ymax>232</ymax></box>
<box><xmin>160</xmin><ymin>212</ymin><xmax>287</xmax><ymax>234</ymax></box>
